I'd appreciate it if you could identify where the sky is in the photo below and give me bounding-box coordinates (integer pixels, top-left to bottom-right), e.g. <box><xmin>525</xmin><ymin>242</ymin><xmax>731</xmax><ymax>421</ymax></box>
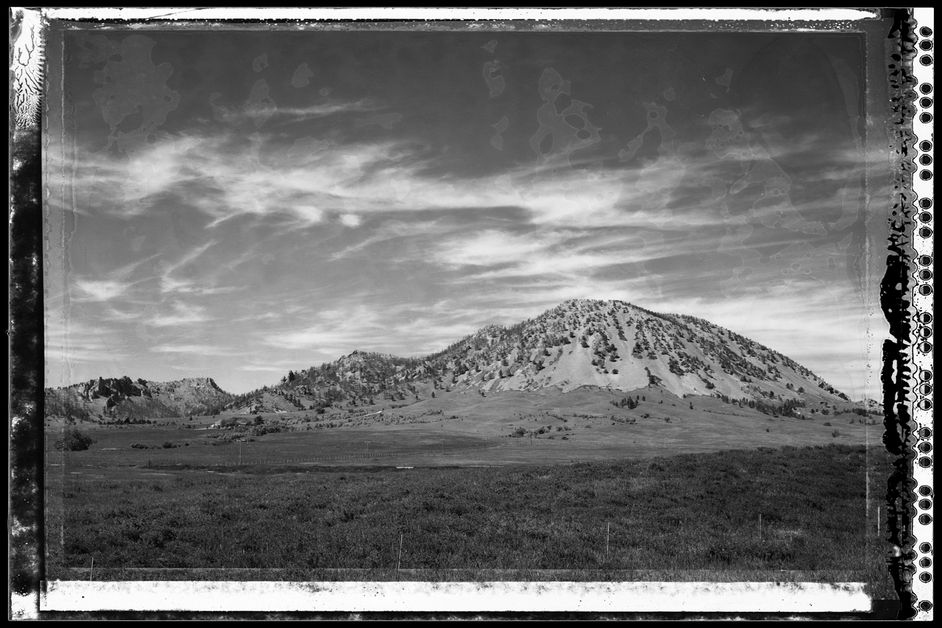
<box><xmin>43</xmin><ymin>28</ymin><xmax>895</xmax><ymax>398</ymax></box>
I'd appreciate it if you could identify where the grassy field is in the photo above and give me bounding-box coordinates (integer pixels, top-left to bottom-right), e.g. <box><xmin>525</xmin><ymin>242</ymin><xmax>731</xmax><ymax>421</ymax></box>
<box><xmin>45</xmin><ymin>443</ymin><xmax>896</xmax><ymax>600</ymax></box>
<box><xmin>43</xmin><ymin>385</ymin><xmax>877</xmax><ymax>469</ymax></box>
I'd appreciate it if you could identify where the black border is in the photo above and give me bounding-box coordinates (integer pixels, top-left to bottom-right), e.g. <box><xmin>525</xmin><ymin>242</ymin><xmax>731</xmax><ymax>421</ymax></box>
<box><xmin>8</xmin><ymin>7</ymin><xmax>925</xmax><ymax>620</ymax></box>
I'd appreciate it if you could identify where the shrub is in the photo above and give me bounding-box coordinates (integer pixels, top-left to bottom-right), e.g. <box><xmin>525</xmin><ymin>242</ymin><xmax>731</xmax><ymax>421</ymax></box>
<box><xmin>251</xmin><ymin>424</ymin><xmax>284</xmax><ymax>437</ymax></box>
<box><xmin>55</xmin><ymin>427</ymin><xmax>93</xmax><ymax>451</ymax></box>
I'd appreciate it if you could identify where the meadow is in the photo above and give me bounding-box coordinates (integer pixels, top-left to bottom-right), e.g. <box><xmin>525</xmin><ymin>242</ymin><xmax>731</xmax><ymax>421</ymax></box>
<box><xmin>43</xmin><ymin>385</ymin><xmax>878</xmax><ymax>469</ymax></box>
<box><xmin>45</xmin><ymin>442</ymin><xmax>896</xmax><ymax>600</ymax></box>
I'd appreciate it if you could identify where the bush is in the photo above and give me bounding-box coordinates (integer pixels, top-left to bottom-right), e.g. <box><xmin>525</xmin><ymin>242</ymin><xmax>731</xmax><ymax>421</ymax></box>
<box><xmin>250</xmin><ymin>424</ymin><xmax>284</xmax><ymax>437</ymax></box>
<box><xmin>55</xmin><ymin>427</ymin><xmax>93</xmax><ymax>451</ymax></box>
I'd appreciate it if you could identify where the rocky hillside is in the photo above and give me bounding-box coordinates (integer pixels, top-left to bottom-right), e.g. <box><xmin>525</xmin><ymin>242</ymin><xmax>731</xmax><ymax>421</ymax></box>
<box><xmin>230</xmin><ymin>299</ymin><xmax>852</xmax><ymax>413</ymax></box>
<box><xmin>45</xmin><ymin>376</ymin><xmax>232</xmax><ymax>422</ymax></box>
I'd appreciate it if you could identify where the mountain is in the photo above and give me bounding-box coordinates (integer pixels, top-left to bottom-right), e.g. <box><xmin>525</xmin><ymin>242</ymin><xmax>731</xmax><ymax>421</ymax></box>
<box><xmin>229</xmin><ymin>299</ymin><xmax>852</xmax><ymax>414</ymax></box>
<box><xmin>45</xmin><ymin>376</ymin><xmax>232</xmax><ymax>422</ymax></box>
<box><xmin>47</xmin><ymin>300</ymin><xmax>858</xmax><ymax>422</ymax></box>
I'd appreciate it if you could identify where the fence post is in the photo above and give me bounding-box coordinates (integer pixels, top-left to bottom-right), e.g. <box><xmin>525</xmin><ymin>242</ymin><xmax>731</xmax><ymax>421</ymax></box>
<box><xmin>758</xmin><ymin>513</ymin><xmax>763</xmax><ymax>542</ymax></box>
<box><xmin>605</xmin><ymin>522</ymin><xmax>610</xmax><ymax>561</ymax></box>
<box><xmin>396</xmin><ymin>533</ymin><xmax>404</xmax><ymax>580</ymax></box>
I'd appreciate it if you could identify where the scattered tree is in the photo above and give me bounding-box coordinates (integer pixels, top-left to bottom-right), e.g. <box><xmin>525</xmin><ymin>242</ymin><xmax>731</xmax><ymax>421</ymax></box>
<box><xmin>55</xmin><ymin>427</ymin><xmax>93</xmax><ymax>451</ymax></box>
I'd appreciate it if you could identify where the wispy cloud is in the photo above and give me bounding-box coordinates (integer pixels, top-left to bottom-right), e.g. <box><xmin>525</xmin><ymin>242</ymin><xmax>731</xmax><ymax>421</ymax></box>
<box><xmin>54</xmin><ymin>131</ymin><xmax>724</xmax><ymax>233</ymax></box>
<box><xmin>157</xmin><ymin>241</ymin><xmax>216</xmax><ymax>292</ymax></box>
<box><xmin>433</xmin><ymin>227</ymin><xmax>665</xmax><ymax>288</ymax></box>
<box><xmin>69</xmin><ymin>253</ymin><xmax>161</xmax><ymax>303</ymax></box>
<box><xmin>102</xmin><ymin>307</ymin><xmax>143</xmax><ymax>322</ymax></box>
<box><xmin>236</xmin><ymin>364</ymin><xmax>294</xmax><ymax>373</ymax></box>
<box><xmin>436</xmin><ymin>229</ymin><xmax>549</xmax><ymax>268</ymax></box>
<box><xmin>231</xmin><ymin>311</ymin><xmax>286</xmax><ymax>323</ymax></box>
<box><xmin>145</xmin><ymin>240</ymin><xmax>246</xmax><ymax>296</ymax></box>
<box><xmin>159</xmin><ymin>276</ymin><xmax>242</xmax><ymax>296</ymax></box>
<box><xmin>74</xmin><ymin>279</ymin><xmax>131</xmax><ymax>302</ymax></box>
<box><xmin>261</xmin><ymin>305</ymin><xmax>386</xmax><ymax>350</ymax></box>
<box><xmin>339</xmin><ymin>213</ymin><xmax>362</xmax><ymax>228</ymax></box>
<box><xmin>45</xmin><ymin>318</ymin><xmax>132</xmax><ymax>366</ymax></box>
<box><xmin>151</xmin><ymin>343</ymin><xmax>245</xmax><ymax>356</ymax></box>
<box><xmin>330</xmin><ymin>219</ymin><xmax>452</xmax><ymax>260</ymax></box>
<box><xmin>259</xmin><ymin>301</ymin><xmax>480</xmax><ymax>359</ymax></box>
<box><xmin>62</xmin><ymin>125</ymin><xmax>869</xmax><ymax>246</ymax></box>
<box><xmin>217</xmin><ymin>99</ymin><xmax>381</xmax><ymax>125</ymax></box>
<box><xmin>146</xmin><ymin>302</ymin><xmax>213</xmax><ymax>327</ymax></box>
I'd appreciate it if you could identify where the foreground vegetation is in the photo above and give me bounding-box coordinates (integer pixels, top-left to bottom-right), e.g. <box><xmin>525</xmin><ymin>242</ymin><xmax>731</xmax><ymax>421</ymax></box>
<box><xmin>46</xmin><ymin>444</ymin><xmax>894</xmax><ymax>598</ymax></box>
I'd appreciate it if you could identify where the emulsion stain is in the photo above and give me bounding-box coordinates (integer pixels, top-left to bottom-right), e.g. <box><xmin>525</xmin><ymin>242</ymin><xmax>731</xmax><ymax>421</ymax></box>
<box><xmin>89</xmin><ymin>34</ymin><xmax>180</xmax><ymax>154</ymax></box>
<box><xmin>528</xmin><ymin>68</ymin><xmax>601</xmax><ymax>166</ymax></box>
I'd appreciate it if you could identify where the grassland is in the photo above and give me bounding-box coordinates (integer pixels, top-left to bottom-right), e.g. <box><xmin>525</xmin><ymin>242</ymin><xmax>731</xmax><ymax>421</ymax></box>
<box><xmin>45</xmin><ymin>442</ymin><xmax>896</xmax><ymax>600</ymax></box>
<box><xmin>44</xmin><ymin>385</ymin><xmax>877</xmax><ymax>468</ymax></box>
